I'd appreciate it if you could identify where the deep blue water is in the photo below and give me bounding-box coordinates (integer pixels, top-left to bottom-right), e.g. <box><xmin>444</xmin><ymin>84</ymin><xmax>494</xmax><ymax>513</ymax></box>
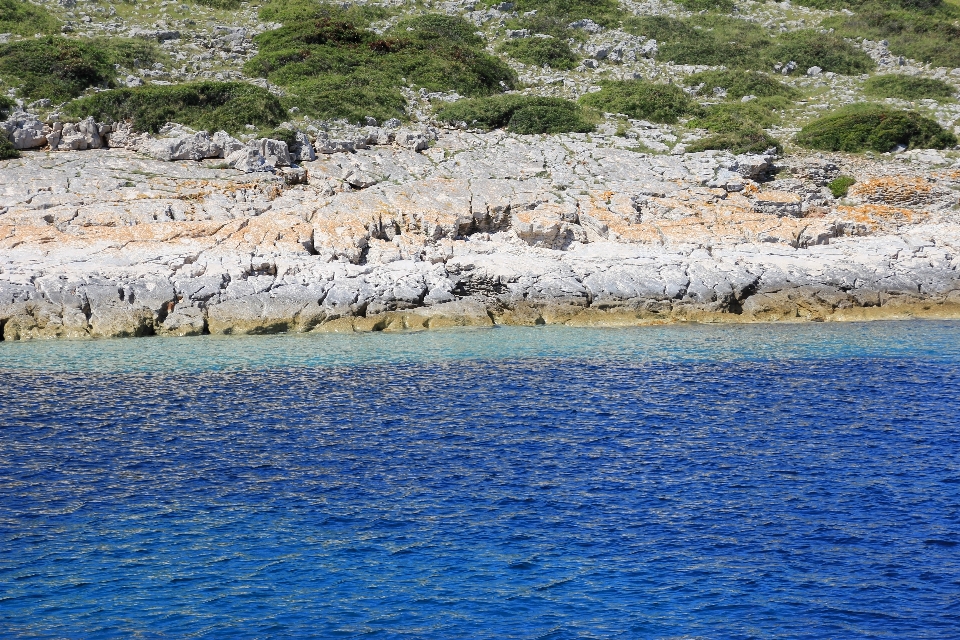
<box><xmin>2</xmin><ymin>323</ymin><xmax>960</xmax><ymax>639</ymax></box>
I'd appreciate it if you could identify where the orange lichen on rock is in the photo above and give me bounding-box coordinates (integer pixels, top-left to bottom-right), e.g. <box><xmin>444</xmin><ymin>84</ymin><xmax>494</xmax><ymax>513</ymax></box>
<box><xmin>849</xmin><ymin>176</ymin><xmax>934</xmax><ymax>206</ymax></box>
<box><xmin>836</xmin><ymin>203</ymin><xmax>924</xmax><ymax>227</ymax></box>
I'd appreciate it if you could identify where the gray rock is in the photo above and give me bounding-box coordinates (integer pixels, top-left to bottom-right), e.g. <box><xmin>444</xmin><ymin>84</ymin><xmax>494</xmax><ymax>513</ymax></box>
<box><xmin>395</xmin><ymin>130</ymin><xmax>429</xmax><ymax>152</ymax></box>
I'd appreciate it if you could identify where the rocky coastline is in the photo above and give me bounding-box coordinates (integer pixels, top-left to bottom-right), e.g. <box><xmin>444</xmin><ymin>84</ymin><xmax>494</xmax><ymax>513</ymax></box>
<box><xmin>2</xmin><ymin>121</ymin><xmax>960</xmax><ymax>340</ymax></box>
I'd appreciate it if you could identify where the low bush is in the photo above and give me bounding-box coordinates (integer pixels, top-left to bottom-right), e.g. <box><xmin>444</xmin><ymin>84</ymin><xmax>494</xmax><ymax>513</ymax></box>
<box><xmin>1</xmin><ymin>93</ymin><xmax>18</xmax><ymax>158</ymax></box>
<box><xmin>686</xmin><ymin>128</ymin><xmax>782</xmax><ymax>154</ymax></box>
<box><xmin>686</xmin><ymin>69</ymin><xmax>800</xmax><ymax>100</ymax></box>
<box><xmin>676</xmin><ymin>0</ymin><xmax>735</xmax><ymax>10</ymax></box>
<box><xmin>795</xmin><ymin>104</ymin><xmax>957</xmax><ymax>152</ymax></box>
<box><xmin>690</xmin><ymin>101</ymin><xmax>780</xmax><ymax>130</ymax></box>
<box><xmin>246</xmin><ymin>1</ymin><xmax>516</xmax><ymax>122</ymax></box>
<box><xmin>0</xmin><ymin>0</ymin><xmax>59</xmax><ymax>37</ymax></box>
<box><xmin>507</xmin><ymin>104</ymin><xmax>594</xmax><ymax>134</ymax></box>
<box><xmin>0</xmin><ymin>36</ymin><xmax>163</xmax><ymax>102</ymax></box>
<box><xmin>491</xmin><ymin>0</ymin><xmax>624</xmax><ymax>27</ymax></box>
<box><xmin>64</xmin><ymin>82</ymin><xmax>286</xmax><ymax>135</ymax></box>
<box><xmin>863</xmin><ymin>75</ymin><xmax>956</xmax><ymax>101</ymax></box>
<box><xmin>828</xmin><ymin>175</ymin><xmax>856</xmax><ymax>197</ymax></box>
<box><xmin>500</xmin><ymin>37</ymin><xmax>577</xmax><ymax>70</ymax></box>
<box><xmin>578</xmin><ymin>80</ymin><xmax>696</xmax><ymax>124</ymax></box>
<box><xmin>0</xmin><ymin>94</ymin><xmax>13</xmax><ymax>118</ymax></box>
<box><xmin>766</xmin><ymin>30</ymin><xmax>873</xmax><ymax>75</ymax></box>
<box><xmin>435</xmin><ymin>94</ymin><xmax>594</xmax><ymax>134</ymax></box>
<box><xmin>822</xmin><ymin>1</ymin><xmax>960</xmax><ymax>68</ymax></box>
<box><xmin>625</xmin><ymin>15</ymin><xmax>771</xmax><ymax>68</ymax></box>
<box><xmin>625</xmin><ymin>16</ymin><xmax>873</xmax><ymax>74</ymax></box>
<box><xmin>504</xmin><ymin>14</ymin><xmax>578</xmax><ymax>41</ymax></box>
<box><xmin>687</xmin><ymin>101</ymin><xmax>783</xmax><ymax>154</ymax></box>
<box><xmin>194</xmin><ymin>0</ymin><xmax>243</xmax><ymax>8</ymax></box>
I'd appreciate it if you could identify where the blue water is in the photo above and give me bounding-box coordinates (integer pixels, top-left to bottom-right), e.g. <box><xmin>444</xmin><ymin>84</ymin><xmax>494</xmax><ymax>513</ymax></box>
<box><xmin>2</xmin><ymin>323</ymin><xmax>960</xmax><ymax>638</ymax></box>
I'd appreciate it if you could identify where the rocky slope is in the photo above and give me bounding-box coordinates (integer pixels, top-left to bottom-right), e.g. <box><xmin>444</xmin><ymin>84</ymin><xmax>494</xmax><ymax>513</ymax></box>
<box><xmin>2</xmin><ymin>124</ymin><xmax>959</xmax><ymax>339</ymax></box>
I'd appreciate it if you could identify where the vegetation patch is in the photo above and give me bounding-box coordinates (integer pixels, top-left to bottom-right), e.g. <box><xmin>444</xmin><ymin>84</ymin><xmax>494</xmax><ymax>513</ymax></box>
<box><xmin>675</xmin><ymin>0</ymin><xmax>735</xmax><ymax>10</ymax></box>
<box><xmin>828</xmin><ymin>175</ymin><xmax>856</xmax><ymax>198</ymax></box>
<box><xmin>497</xmin><ymin>0</ymin><xmax>625</xmax><ymax>42</ymax></box>
<box><xmin>686</xmin><ymin>129</ymin><xmax>781</xmax><ymax>155</ymax></box>
<box><xmin>821</xmin><ymin>1</ymin><xmax>960</xmax><ymax>68</ymax></box>
<box><xmin>64</xmin><ymin>82</ymin><xmax>286</xmax><ymax>135</ymax></box>
<box><xmin>863</xmin><ymin>75</ymin><xmax>956</xmax><ymax>101</ymax></box>
<box><xmin>435</xmin><ymin>94</ymin><xmax>594</xmax><ymax>134</ymax></box>
<box><xmin>245</xmin><ymin>0</ymin><xmax>516</xmax><ymax>123</ymax></box>
<box><xmin>193</xmin><ymin>0</ymin><xmax>243</xmax><ymax>8</ymax></box>
<box><xmin>578</xmin><ymin>80</ymin><xmax>696</xmax><ymax>124</ymax></box>
<box><xmin>499</xmin><ymin>37</ymin><xmax>577</xmax><ymax>70</ymax></box>
<box><xmin>687</xmin><ymin>102</ymin><xmax>783</xmax><ymax>154</ymax></box>
<box><xmin>495</xmin><ymin>0</ymin><xmax>624</xmax><ymax>28</ymax></box>
<box><xmin>686</xmin><ymin>70</ymin><xmax>800</xmax><ymax>101</ymax></box>
<box><xmin>766</xmin><ymin>30</ymin><xmax>873</xmax><ymax>76</ymax></box>
<box><xmin>624</xmin><ymin>15</ymin><xmax>872</xmax><ymax>74</ymax></box>
<box><xmin>0</xmin><ymin>36</ymin><xmax>163</xmax><ymax>102</ymax></box>
<box><xmin>0</xmin><ymin>0</ymin><xmax>59</xmax><ymax>37</ymax></box>
<box><xmin>625</xmin><ymin>15</ymin><xmax>770</xmax><ymax>68</ymax></box>
<box><xmin>0</xmin><ymin>136</ymin><xmax>18</xmax><ymax>160</ymax></box>
<box><xmin>0</xmin><ymin>94</ymin><xmax>18</xmax><ymax>158</ymax></box>
<box><xmin>795</xmin><ymin>104</ymin><xmax>957</xmax><ymax>152</ymax></box>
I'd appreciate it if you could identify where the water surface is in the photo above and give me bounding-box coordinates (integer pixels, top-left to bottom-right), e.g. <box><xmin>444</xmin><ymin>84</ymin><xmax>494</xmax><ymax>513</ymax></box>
<box><xmin>2</xmin><ymin>323</ymin><xmax>959</xmax><ymax>638</ymax></box>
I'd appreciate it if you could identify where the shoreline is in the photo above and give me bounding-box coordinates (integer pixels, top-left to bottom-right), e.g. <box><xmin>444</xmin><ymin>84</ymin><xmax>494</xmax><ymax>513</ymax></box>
<box><xmin>3</xmin><ymin>137</ymin><xmax>960</xmax><ymax>342</ymax></box>
<box><xmin>4</xmin><ymin>293</ymin><xmax>960</xmax><ymax>341</ymax></box>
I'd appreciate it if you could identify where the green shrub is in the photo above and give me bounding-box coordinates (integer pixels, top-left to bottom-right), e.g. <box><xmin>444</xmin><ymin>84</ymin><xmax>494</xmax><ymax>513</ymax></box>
<box><xmin>795</xmin><ymin>104</ymin><xmax>957</xmax><ymax>152</ymax></box>
<box><xmin>863</xmin><ymin>75</ymin><xmax>956</xmax><ymax>100</ymax></box>
<box><xmin>626</xmin><ymin>16</ymin><xmax>873</xmax><ymax>73</ymax></box>
<box><xmin>500</xmin><ymin>37</ymin><xmax>577</xmax><ymax>70</ymax></box>
<box><xmin>625</xmin><ymin>15</ymin><xmax>772</xmax><ymax>68</ymax></box>
<box><xmin>506</xmin><ymin>104</ymin><xmax>594</xmax><ymax>134</ymax></box>
<box><xmin>578</xmin><ymin>80</ymin><xmax>696</xmax><ymax>124</ymax></box>
<box><xmin>491</xmin><ymin>0</ymin><xmax>624</xmax><ymax>27</ymax></box>
<box><xmin>193</xmin><ymin>0</ymin><xmax>242</xmax><ymax>8</ymax></box>
<box><xmin>435</xmin><ymin>94</ymin><xmax>593</xmax><ymax>133</ymax></box>
<box><xmin>823</xmin><ymin>1</ymin><xmax>960</xmax><ymax>68</ymax></box>
<box><xmin>766</xmin><ymin>31</ymin><xmax>874</xmax><ymax>75</ymax></box>
<box><xmin>504</xmin><ymin>14</ymin><xmax>577</xmax><ymax>41</ymax></box>
<box><xmin>246</xmin><ymin>2</ymin><xmax>516</xmax><ymax>122</ymax></box>
<box><xmin>64</xmin><ymin>82</ymin><xmax>286</xmax><ymax>135</ymax></box>
<box><xmin>0</xmin><ymin>0</ymin><xmax>59</xmax><ymax>37</ymax></box>
<box><xmin>676</xmin><ymin>0</ymin><xmax>735</xmax><ymax>10</ymax></box>
<box><xmin>0</xmin><ymin>37</ymin><xmax>112</xmax><ymax>102</ymax></box>
<box><xmin>686</xmin><ymin>128</ymin><xmax>782</xmax><ymax>154</ymax></box>
<box><xmin>686</xmin><ymin>69</ymin><xmax>800</xmax><ymax>100</ymax></box>
<box><xmin>0</xmin><ymin>36</ymin><xmax>163</xmax><ymax>102</ymax></box>
<box><xmin>828</xmin><ymin>175</ymin><xmax>856</xmax><ymax>197</ymax></box>
<box><xmin>0</xmin><ymin>136</ymin><xmax>19</xmax><ymax>160</ymax></box>
<box><xmin>690</xmin><ymin>101</ymin><xmax>781</xmax><ymax>130</ymax></box>
<box><xmin>687</xmin><ymin>101</ymin><xmax>783</xmax><ymax>154</ymax></box>
<box><xmin>0</xmin><ymin>94</ymin><xmax>13</xmax><ymax>118</ymax></box>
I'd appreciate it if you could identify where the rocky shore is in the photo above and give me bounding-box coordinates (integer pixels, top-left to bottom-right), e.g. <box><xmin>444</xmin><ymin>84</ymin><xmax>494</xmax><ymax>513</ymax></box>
<box><xmin>2</xmin><ymin>122</ymin><xmax>960</xmax><ymax>340</ymax></box>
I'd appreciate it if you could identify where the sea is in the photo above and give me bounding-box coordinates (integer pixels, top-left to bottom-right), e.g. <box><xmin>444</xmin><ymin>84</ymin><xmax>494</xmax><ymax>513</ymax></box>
<box><xmin>1</xmin><ymin>322</ymin><xmax>959</xmax><ymax>639</ymax></box>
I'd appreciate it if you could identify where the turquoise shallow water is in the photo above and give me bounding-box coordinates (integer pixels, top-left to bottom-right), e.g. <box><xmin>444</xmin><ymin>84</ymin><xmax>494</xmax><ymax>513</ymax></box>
<box><xmin>1</xmin><ymin>322</ymin><xmax>960</xmax><ymax>638</ymax></box>
<box><xmin>1</xmin><ymin>321</ymin><xmax>959</xmax><ymax>372</ymax></box>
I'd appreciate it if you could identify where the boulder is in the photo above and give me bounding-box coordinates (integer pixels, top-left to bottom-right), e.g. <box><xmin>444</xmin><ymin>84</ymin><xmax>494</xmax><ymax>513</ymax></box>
<box><xmin>250</xmin><ymin>138</ymin><xmax>291</xmax><ymax>167</ymax></box>
<box><xmin>49</xmin><ymin>117</ymin><xmax>104</xmax><ymax>151</ymax></box>
<box><xmin>395</xmin><ymin>129</ymin><xmax>429</xmax><ymax>152</ymax></box>
<box><xmin>289</xmin><ymin>131</ymin><xmax>316</xmax><ymax>163</ymax></box>
<box><xmin>2</xmin><ymin>115</ymin><xmax>47</xmax><ymax>150</ymax></box>
<box><xmin>314</xmin><ymin>132</ymin><xmax>356</xmax><ymax>154</ymax></box>
<box><xmin>137</xmin><ymin>130</ymin><xmax>222</xmax><ymax>161</ymax></box>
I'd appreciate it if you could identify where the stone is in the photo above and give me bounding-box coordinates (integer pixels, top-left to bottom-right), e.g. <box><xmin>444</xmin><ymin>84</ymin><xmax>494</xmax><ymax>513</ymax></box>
<box><xmin>395</xmin><ymin>130</ymin><xmax>429</xmax><ymax>152</ymax></box>
<box><xmin>314</xmin><ymin>132</ymin><xmax>356</xmax><ymax>154</ymax></box>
